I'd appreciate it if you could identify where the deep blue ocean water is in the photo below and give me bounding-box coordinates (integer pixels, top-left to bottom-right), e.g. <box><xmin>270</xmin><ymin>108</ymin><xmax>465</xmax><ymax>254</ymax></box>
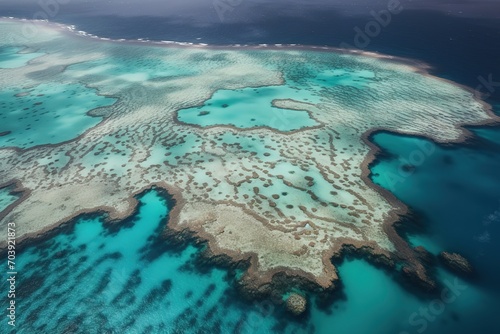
<box><xmin>3</xmin><ymin>4</ymin><xmax>499</xmax><ymax>100</ymax></box>
<box><xmin>1</xmin><ymin>2</ymin><xmax>500</xmax><ymax>333</ymax></box>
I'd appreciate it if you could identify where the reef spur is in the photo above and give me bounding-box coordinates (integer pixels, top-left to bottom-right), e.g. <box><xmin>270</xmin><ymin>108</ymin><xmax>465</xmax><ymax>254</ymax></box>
<box><xmin>0</xmin><ymin>18</ymin><xmax>498</xmax><ymax>309</ymax></box>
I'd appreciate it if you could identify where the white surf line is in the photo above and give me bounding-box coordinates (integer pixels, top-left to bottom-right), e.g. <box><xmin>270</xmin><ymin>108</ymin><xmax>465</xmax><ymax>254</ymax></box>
<box><xmin>0</xmin><ymin>16</ymin><xmax>432</xmax><ymax>69</ymax></box>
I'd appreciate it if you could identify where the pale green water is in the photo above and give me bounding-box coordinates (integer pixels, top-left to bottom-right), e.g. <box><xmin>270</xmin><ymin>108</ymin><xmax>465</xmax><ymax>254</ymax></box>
<box><xmin>312</xmin><ymin>68</ymin><xmax>376</xmax><ymax>89</ymax></box>
<box><xmin>0</xmin><ymin>46</ymin><xmax>44</xmax><ymax>69</ymax></box>
<box><xmin>177</xmin><ymin>85</ymin><xmax>321</xmax><ymax>131</ymax></box>
<box><xmin>67</xmin><ymin>50</ymin><xmax>197</xmax><ymax>82</ymax></box>
<box><xmin>0</xmin><ymin>83</ymin><xmax>115</xmax><ymax>149</ymax></box>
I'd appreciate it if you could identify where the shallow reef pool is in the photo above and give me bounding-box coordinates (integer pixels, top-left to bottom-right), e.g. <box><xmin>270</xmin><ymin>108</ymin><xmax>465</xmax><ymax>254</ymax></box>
<box><xmin>0</xmin><ymin>46</ymin><xmax>44</xmax><ymax>69</ymax></box>
<box><xmin>0</xmin><ymin>83</ymin><xmax>115</xmax><ymax>149</ymax></box>
<box><xmin>177</xmin><ymin>84</ymin><xmax>321</xmax><ymax>131</ymax></box>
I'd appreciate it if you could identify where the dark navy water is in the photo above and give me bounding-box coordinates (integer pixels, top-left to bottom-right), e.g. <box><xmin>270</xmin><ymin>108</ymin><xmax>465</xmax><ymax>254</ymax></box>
<box><xmin>2</xmin><ymin>1</ymin><xmax>500</xmax><ymax>333</ymax></box>
<box><xmin>3</xmin><ymin>2</ymin><xmax>500</xmax><ymax>99</ymax></box>
<box><xmin>43</xmin><ymin>13</ymin><xmax>500</xmax><ymax>94</ymax></box>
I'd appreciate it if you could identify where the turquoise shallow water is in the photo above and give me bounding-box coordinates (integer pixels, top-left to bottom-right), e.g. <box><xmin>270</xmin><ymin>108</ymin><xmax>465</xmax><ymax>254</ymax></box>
<box><xmin>177</xmin><ymin>66</ymin><xmax>376</xmax><ymax>132</ymax></box>
<box><xmin>10</xmin><ymin>162</ymin><xmax>500</xmax><ymax>334</ymax></box>
<box><xmin>177</xmin><ymin>85</ymin><xmax>320</xmax><ymax>131</ymax></box>
<box><xmin>0</xmin><ymin>46</ymin><xmax>44</xmax><ymax>69</ymax></box>
<box><xmin>12</xmin><ymin>190</ymin><xmax>311</xmax><ymax>334</ymax></box>
<box><xmin>0</xmin><ymin>83</ymin><xmax>115</xmax><ymax>149</ymax></box>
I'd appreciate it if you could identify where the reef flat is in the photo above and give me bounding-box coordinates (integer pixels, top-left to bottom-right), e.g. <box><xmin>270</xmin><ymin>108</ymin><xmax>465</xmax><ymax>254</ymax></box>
<box><xmin>0</xmin><ymin>18</ymin><xmax>498</xmax><ymax>297</ymax></box>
